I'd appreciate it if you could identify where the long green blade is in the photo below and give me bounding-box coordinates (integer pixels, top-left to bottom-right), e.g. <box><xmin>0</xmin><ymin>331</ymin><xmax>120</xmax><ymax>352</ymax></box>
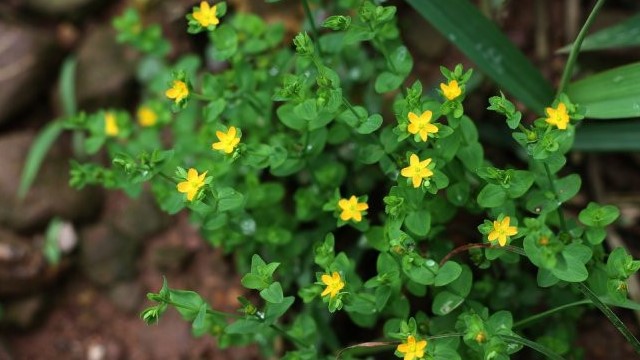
<box><xmin>498</xmin><ymin>335</ymin><xmax>566</xmax><ymax>360</ymax></box>
<box><xmin>60</xmin><ymin>57</ymin><xmax>77</xmax><ymax>117</ymax></box>
<box><xmin>17</xmin><ymin>121</ymin><xmax>64</xmax><ymax>199</ymax></box>
<box><xmin>567</xmin><ymin>62</ymin><xmax>640</xmax><ymax>119</ymax></box>
<box><xmin>405</xmin><ymin>0</ymin><xmax>554</xmax><ymax>114</ymax></box>
<box><xmin>573</xmin><ymin>120</ymin><xmax>640</xmax><ymax>151</ymax></box>
<box><xmin>558</xmin><ymin>13</ymin><xmax>640</xmax><ymax>53</ymax></box>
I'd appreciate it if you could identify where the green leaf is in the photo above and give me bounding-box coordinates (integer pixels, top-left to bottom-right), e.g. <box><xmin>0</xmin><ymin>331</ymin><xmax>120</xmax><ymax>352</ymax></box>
<box><xmin>506</xmin><ymin>170</ymin><xmax>535</xmax><ymax>198</ymax></box>
<box><xmin>579</xmin><ymin>202</ymin><xmax>620</xmax><ymax>227</ymax></box>
<box><xmin>216</xmin><ymin>187</ymin><xmax>244</xmax><ymax>212</ymax></box>
<box><xmin>260</xmin><ymin>282</ymin><xmax>284</xmax><ymax>303</ymax></box>
<box><xmin>404</xmin><ymin>210</ymin><xmax>431</xmax><ymax>237</ymax></box>
<box><xmin>388</xmin><ymin>45</ymin><xmax>413</xmax><ymax>75</ymax></box>
<box><xmin>567</xmin><ymin>62</ymin><xmax>640</xmax><ymax>119</ymax></box>
<box><xmin>555</xmin><ymin>174</ymin><xmax>581</xmax><ymax>202</ymax></box>
<box><xmin>406</xmin><ymin>0</ymin><xmax>553</xmax><ymax>114</ymax></box>
<box><xmin>226</xmin><ymin>318</ymin><xmax>263</xmax><ymax>334</ymax></box>
<box><xmin>435</xmin><ymin>261</ymin><xmax>462</xmax><ymax>287</ymax></box>
<box><xmin>558</xmin><ymin>14</ymin><xmax>640</xmax><ymax>53</ymax></box>
<box><xmin>357</xmin><ymin>144</ymin><xmax>385</xmax><ymax>164</ymax></box>
<box><xmin>477</xmin><ymin>184</ymin><xmax>507</xmax><ymax>208</ymax></box>
<box><xmin>169</xmin><ymin>289</ymin><xmax>205</xmax><ymax>321</ymax></box>
<box><xmin>456</xmin><ymin>142</ymin><xmax>483</xmax><ymax>171</ymax></box>
<box><xmin>18</xmin><ymin>121</ymin><xmax>64</xmax><ymax>199</ymax></box>
<box><xmin>294</xmin><ymin>99</ymin><xmax>318</xmax><ymax>121</ymax></box>
<box><xmin>277</xmin><ymin>103</ymin><xmax>306</xmax><ymax>130</ymax></box>
<box><xmin>204</xmin><ymin>98</ymin><xmax>227</xmax><ymax>123</ymax></box>
<box><xmin>374</xmin><ymin>72</ymin><xmax>404</xmax><ymax>93</ymax></box>
<box><xmin>264</xmin><ymin>296</ymin><xmax>294</xmax><ymax>323</ymax></box>
<box><xmin>432</xmin><ymin>290</ymin><xmax>464</xmax><ymax>316</ymax></box>
<box><xmin>192</xmin><ymin>303</ymin><xmax>208</xmax><ymax>336</ymax></box>
<box><xmin>356</xmin><ymin>114</ymin><xmax>383</xmax><ymax>134</ymax></box>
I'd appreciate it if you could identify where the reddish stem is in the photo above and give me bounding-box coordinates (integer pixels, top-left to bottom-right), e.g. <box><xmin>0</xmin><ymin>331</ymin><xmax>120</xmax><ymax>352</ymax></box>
<box><xmin>439</xmin><ymin>243</ymin><xmax>491</xmax><ymax>267</ymax></box>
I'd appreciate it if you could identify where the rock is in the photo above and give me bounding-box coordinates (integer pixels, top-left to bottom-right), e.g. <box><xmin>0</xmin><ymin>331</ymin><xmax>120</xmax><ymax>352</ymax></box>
<box><xmin>0</xmin><ymin>228</ymin><xmax>54</xmax><ymax>296</ymax></box>
<box><xmin>111</xmin><ymin>190</ymin><xmax>171</xmax><ymax>242</ymax></box>
<box><xmin>0</xmin><ymin>21</ymin><xmax>61</xmax><ymax>126</ymax></box>
<box><xmin>108</xmin><ymin>281</ymin><xmax>143</xmax><ymax>313</ymax></box>
<box><xmin>23</xmin><ymin>0</ymin><xmax>107</xmax><ymax>17</ymax></box>
<box><xmin>0</xmin><ymin>131</ymin><xmax>103</xmax><ymax>232</ymax></box>
<box><xmin>2</xmin><ymin>295</ymin><xmax>45</xmax><ymax>329</ymax></box>
<box><xmin>75</xmin><ymin>25</ymin><xmax>137</xmax><ymax>111</ymax></box>
<box><xmin>151</xmin><ymin>243</ymin><xmax>192</xmax><ymax>273</ymax></box>
<box><xmin>79</xmin><ymin>224</ymin><xmax>137</xmax><ymax>286</ymax></box>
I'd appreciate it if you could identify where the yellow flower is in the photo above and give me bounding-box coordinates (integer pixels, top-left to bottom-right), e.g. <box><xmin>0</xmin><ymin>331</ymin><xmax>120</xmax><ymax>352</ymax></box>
<box><xmin>105</xmin><ymin>112</ymin><xmax>119</xmax><ymax>137</ymax></box>
<box><xmin>488</xmin><ymin>216</ymin><xmax>518</xmax><ymax>246</ymax></box>
<box><xmin>338</xmin><ymin>196</ymin><xmax>368</xmax><ymax>222</ymax></box>
<box><xmin>137</xmin><ymin>106</ymin><xmax>157</xmax><ymax>127</ymax></box>
<box><xmin>212</xmin><ymin>126</ymin><xmax>241</xmax><ymax>154</ymax></box>
<box><xmin>544</xmin><ymin>102</ymin><xmax>570</xmax><ymax>130</ymax></box>
<box><xmin>400</xmin><ymin>154</ymin><xmax>434</xmax><ymax>188</ymax></box>
<box><xmin>321</xmin><ymin>272</ymin><xmax>345</xmax><ymax>298</ymax></box>
<box><xmin>440</xmin><ymin>80</ymin><xmax>462</xmax><ymax>101</ymax></box>
<box><xmin>407</xmin><ymin>111</ymin><xmax>438</xmax><ymax>142</ymax></box>
<box><xmin>397</xmin><ymin>335</ymin><xmax>427</xmax><ymax>360</ymax></box>
<box><xmin>177</xmin><ymin>168</ymin><xmax>208</xmax><ymax>201</ymax></box>
<box><xmin>165</xmin><ymin>80</ymin><xmax>189</xmax><ymax>104</ymax></box>
<box><xmin>192</xmin><ymin>1</ymin><xmax>220</xmax><ymax>27</ymax></box>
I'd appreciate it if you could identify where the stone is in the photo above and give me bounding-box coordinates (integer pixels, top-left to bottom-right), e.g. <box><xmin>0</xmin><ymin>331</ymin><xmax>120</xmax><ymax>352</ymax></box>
<box><xmin>0</xmin><ymin>21</ymin><xmax>61</xmax><ymax>126</ymax></box>
<box><xmin>108</xmin><ymin>281</ymin><xmax>143</xmax><ymax>313</ymax></box>
<box><xmin>23</xmin><ymin>0</ymin><xmax>107</xmax><ymax>17</ymax></box>
<box><xmin>0</xmin><ymin>228</ymin><xmax>51</xmax><ymax>296</ymax></box>
<box><xmin>151</xmin><ymin>243</ymin><xmax>192</xmax><ymax>273</ymax></box>
<box><xmin>75</xmin><ymin>25</ymin><xmax>137</xmax><ymax>111</ymax></box>
<box><xmin>0</xmin><ymin>131</ymin><xmax>103</xmax><ymax>232</ymax></box>
<box><xmin>79</xmin><ymin>224</ymin><xmax>137</xmax><ymax>286</ymax></box>
<box><xmin>2</xmin><ymin>295</ymin><xmax>45</xmax><ymax>329</ymax></box>
<box><xmin>111</xmin><ymin>190</ymin><xmax>171</xmax><ymax>242</ymax></box>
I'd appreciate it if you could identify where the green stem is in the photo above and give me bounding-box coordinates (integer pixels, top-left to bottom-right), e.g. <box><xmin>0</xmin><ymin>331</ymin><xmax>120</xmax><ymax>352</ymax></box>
<box><xmin>164</xmin><ymin>299</ymin><xmax>243</xmax><ymax>319</ymax></box>
<box><xmin>301</xmin><ymin>0</ymin><xmax>323</xmax><ymax>56</ymax></box>
<box><xmin>575</xmin><ymin>282</ymin><xmax>640</xmax><ymax>354</ymax></box>
<box><xmin>557</xmin><ymin>0</ymin><xmax>606</xmax><ymax>95</ymax></box>
<box><xmin>498</xmin><ymin>334</ymin><xmax>566</xmax><ymax>360</ymax></box>
<box><xmin>342</xmin><ymin>96</ymin><xmax>362</xmax><ymax>119</ymax></box>
<box><xmin>157</xmin><ymin>172</ymin><xmax>176</xmax><ymax>184</ymax></box>
<box><xmin>270</xmin><ymin>323</ymin><xmax>307</xmax><ymax>349</ymax></box>
<box><xmin>191</xmin><ymin>92</ymin><xmax>217</xmax><ymax>102</ymax></box>
<box><xmin>513</xmin><ymin>300</ymin><xmax>591</xmax><ymax>329</ymax></box>
<box><xmin>543</xmin><ymin>163</ymin><xmax>568</xmax><ymax>232</ymax></box>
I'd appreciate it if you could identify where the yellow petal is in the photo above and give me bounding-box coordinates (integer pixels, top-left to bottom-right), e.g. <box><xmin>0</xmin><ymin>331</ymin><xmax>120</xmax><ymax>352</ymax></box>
<box><xmin>187</xmin><ymin>168</ymin><xmax>198</xmax><ymax>180</ymax></box>
<box><xmin>498</xmin><ymin>235</ymin><xmax>507</xmax><ymax>247</ymax></box>
<box><xmin>338</xmin><ymin>198</ymin><xmax>350</xmax><ymax>210</ymax></box>
<box><xmin>356</xmin><ymin>202</ymin><xmax>369</xmax><ymax>211</ymax></box>
<box><xmin>419</xmin><ymin>110</ymin><xmax>432</xmax><ymax>122</ymax></box>
<box><xmin>228</xmin><ymin>126</ymin><xmax>237</xmax><ymax>138</ymax></box>
<box><xmin>177</xmin><ymin>182</ymin><xmax>190</xmax><ymax>193</ymax></box>
<box><xmin>409</xmin><ymin>154</ymin><xmax>419</xmax><ymax>165</ymax></box>
<box><xmin>408</xmin><ymin>112</ymin><xmax>419</xmax><ymax>123</ymax></box>
<box><xmin>321</xmin><ymin>274</ymin><xmax>333</xmax><ymax>285</ymax></box>
<box><xmin>400</xmin><ymin>166</ymin><xmax>412</xmax><ymax>178</ymax></box>
<box><xmin>487</xmin><ymin>231</ymin><xmax>498</xmax><ymax>242</ymax></box>
<box><xmin>200</xmin><ymin>1</ymin><xmax>209</xmax><ymax>11</ymax></box>
<box><xmin>339</xmin><ymin>210</ymin><xmax>351</xmax><ymax>221</ymax></box>
<box><xmin>412</xmin><ymin>176</ymin><xmax>422</xmax><ymax>188</ymax></box>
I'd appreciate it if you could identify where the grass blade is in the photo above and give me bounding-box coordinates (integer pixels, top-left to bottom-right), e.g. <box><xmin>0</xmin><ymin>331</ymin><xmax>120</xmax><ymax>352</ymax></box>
<box><xmin>558</xmin><ymin>13</ymin><xmax>640</xmax><ymax>53</ymax></box>
<box><xmin>60</xmin><ymin>57</ymin><xmax>77</xmax><ymax>117</ymax></box>
<box><xmin>567</xmin><ymin>62</ymin><xmax>640</xmax><ymax>119</ymax></box>
<box><xmin>405</xmin><ymin>0</ymin><xmax>554</xmax><ymax>114</ymax></box>
<box><xmin>573</xmin><ymin>120</ymin><xmax>640</xmax><ymax>151</ymax></box>
<box><xmin>17</xmin><ymin>121</ymin><xmax>64</xmax><ymax>199</ymax></box>
<box><xmin>498</xmin><ymin>335</ymin><xmax>566</xmax><ymax>360</ymax></box>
